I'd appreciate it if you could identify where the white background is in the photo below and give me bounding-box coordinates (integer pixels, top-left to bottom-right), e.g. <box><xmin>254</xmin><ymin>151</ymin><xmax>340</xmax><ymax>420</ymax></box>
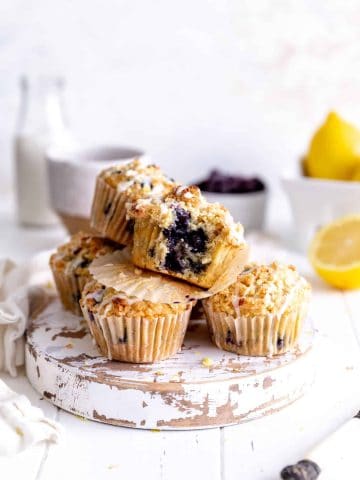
<box><xmin>2</xmin><ymin>0</ymin><xmax>360</xmax><ymax>192</ymax></box>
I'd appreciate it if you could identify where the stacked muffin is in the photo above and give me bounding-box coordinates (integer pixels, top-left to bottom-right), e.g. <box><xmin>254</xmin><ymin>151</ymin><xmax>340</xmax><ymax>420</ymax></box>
<box><xmin>50</xmin><ymin>157</ymin><xmax>311</xmax><ymax>363</ymax></box>
<box><xmin>90</xmin><ymin>159</ymin><xmax>175</xmax><ymax>244</ymax></box>
<box><xmin>49</xmin><ymin>232</ymin><xmax>119</xmax><ymax>316</ymax></box>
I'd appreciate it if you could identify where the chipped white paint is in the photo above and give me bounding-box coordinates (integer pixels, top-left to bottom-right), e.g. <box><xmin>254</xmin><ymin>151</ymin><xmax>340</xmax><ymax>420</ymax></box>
<box><xmin>25</xmin><ymin>297</ymin><xmax>315</xmax><ymax>430</ymax></box>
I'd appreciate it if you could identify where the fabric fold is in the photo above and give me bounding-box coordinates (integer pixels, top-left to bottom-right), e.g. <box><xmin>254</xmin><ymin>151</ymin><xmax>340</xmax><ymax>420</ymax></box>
<box><xmin>0</xmin><ymin>379</ymin><xmax>62</xmax><ymax>456</ymax></box>
<box><xmin>0</xmin><ymin>252</ymin><xmax>62</xmax><ymax>455</ymax></box>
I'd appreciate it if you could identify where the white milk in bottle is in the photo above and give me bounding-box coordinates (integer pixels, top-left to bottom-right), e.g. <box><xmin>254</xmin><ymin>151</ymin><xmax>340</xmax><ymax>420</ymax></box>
<box><xmin>15</xmin><ymin>76</ymin><xmax>73</xmax><ymax>226</ymax></box>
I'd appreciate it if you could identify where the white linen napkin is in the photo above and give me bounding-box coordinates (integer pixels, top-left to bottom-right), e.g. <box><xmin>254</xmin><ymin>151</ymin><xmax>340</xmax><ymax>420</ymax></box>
<box><xmin>0</xmin><ymin>252</ymin><xmax>62</xmax><ymax>455</ymax></box>
<box><xmin>0</xmin><ymin>253</ymin><xmax>52</xmax><ymax>377</ymax></box>
<box><xmin>0</xmin><ymin>378</ymin><xmax>61</xmax><ymax>455</ymax></box>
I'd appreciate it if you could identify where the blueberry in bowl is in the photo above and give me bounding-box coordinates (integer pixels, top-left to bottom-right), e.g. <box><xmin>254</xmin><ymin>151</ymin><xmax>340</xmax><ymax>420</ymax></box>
<box><xmin>197</xmin><ymin>169</ymin><xmax>265</xmax><ymax>194</ymax></box>
<box><xmin>196</xmin><ymin>170</ymin><xmax>267</xmax><ymax>231</ymax></box>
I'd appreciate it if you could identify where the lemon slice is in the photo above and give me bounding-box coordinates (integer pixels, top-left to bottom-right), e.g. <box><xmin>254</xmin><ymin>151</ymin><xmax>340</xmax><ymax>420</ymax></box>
<box><xmin>309</xmin><ymin>215</ymin><xmax>360</xmax><ymax>289</ymax></box>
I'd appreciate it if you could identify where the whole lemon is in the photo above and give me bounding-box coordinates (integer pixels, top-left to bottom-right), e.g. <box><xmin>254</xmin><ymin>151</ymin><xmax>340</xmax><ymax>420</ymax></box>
<box><xmin>351</xmin><ymin>164</ymin><xmax>360</xmax><ymax>181</ymax></box>
<box><xmin>304</xmin><ymin>112</ymin><xmax>360</xmax><ymax>180</ymax></box>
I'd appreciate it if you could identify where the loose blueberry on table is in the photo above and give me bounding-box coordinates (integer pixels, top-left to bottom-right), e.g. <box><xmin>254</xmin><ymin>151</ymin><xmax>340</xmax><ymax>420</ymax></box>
<box><xmin>281</xmin><ymin>459</ymin><xmax>321</xmax><ymax>480</ymax></box>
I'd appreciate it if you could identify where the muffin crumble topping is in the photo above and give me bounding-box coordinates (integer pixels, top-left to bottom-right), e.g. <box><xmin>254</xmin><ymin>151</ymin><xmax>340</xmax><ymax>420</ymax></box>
<box><xmin>209</xmin><ymin>262</ymin><xmax>310</xmax><ymax>317</ymax></box>
<box><xmin>50</xmin><ymin>232</ymin><xmax>120</xmax><ymax>279</ymax></box>
<box><xmin>100</xmin><ymin>159</ymin><xmax>175</xmax><ymax>202</ymax></box>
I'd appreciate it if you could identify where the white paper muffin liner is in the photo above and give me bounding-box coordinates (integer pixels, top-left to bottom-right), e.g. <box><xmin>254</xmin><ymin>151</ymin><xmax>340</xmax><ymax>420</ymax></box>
<box><xmin>202</xmin><ymin>298</ymin><xmax>308</xmax><ymax>356</ymax></box>
<box><xmin>89</xmin><ymin>248</ymin><xmax>249</xmax><ymax>304</ymax></box>
<box><xmin>90</xmin><ymin>177</ymin><xmax>133</xmax><ymax>245</ymax></box>
<box><xmin>81</xmin><ymin>304</ymin><xmax>192</xmax><ymax>363</ymax></box>
<box><xmin>51</xmin><ymin>268</ymin><xmax>89</xmax><ymax>316</ymax></box>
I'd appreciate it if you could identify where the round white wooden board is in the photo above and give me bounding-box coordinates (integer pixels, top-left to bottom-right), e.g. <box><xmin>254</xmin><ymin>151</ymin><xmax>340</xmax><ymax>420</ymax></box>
<box><xmin>25</xmin><ymin>297</ymin><xmax>315</xmax><ymax>430</ymax></box>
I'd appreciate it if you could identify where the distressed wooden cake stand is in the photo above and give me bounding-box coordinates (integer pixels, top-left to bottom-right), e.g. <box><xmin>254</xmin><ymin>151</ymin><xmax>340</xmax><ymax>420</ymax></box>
<box><xmin>25</xmin><ymin>297</ymin><xmax>315</xmax><ymax>430</ymax></box>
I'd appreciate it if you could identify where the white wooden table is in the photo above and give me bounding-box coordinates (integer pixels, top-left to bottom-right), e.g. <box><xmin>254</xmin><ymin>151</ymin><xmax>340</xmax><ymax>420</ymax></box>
<box><xmin>1</xmin><ymin>201</ymin><xmax>360</xmax><ymax>480</ymax></box>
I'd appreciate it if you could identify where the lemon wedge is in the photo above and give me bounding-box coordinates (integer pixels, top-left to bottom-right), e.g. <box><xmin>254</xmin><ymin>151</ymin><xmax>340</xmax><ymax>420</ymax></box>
<box><xmin>309</xmin><ymin>215</ymin><xmax>360</xmax><ymax>289</ymax></box>
<box><xmin>304</xmin><ymin>112</ymin><xmax>360</xmax><ymax>180</ymax></box>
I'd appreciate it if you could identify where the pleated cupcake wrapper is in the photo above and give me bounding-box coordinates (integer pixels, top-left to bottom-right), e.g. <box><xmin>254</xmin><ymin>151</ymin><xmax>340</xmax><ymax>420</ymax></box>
<box><xmin>132</xmin><ymin>219</ymin><xmax>248</xmax><ymax>290</ymax></box>
<box><xmin>90</xmin><ymin>177</ymin><xmax>132</xmax><ymax>245</ymax></box>
<box><xmin>132</xmin><ymin>220</ymin><xmax>162</xmax><ymax>271</ymax></box>
<box><xmin>81</xmin><ymin>305</ymin><xmax>192</xmax><ymax>363</ymax></box>
<box><xmin>202</xmin><ymin>298</ymin><xmax>307</xmax><ymax>357</ymax></box>
<box><xmin>90</xmin><ymin>250</ymin><xmax>211</xmax><ymax>303</ymax></box>
<box><xmin>51</xmin><ymin>267</ymin><xmax>89</xmax><ymax>316</ymax></box>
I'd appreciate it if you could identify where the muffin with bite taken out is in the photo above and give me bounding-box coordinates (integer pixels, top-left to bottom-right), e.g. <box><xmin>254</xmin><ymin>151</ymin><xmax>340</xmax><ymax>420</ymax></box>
<box><xmin>129</xmin><ymin>185</ymin><xmax>247</xmax><ymax>289</ymax></box>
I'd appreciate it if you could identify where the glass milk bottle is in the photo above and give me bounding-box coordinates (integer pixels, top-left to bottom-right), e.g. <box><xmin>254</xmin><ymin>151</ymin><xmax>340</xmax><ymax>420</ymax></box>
<box><xmin>14</xmin><ymin>76</ymin><xmax>73</xmax><ymax>226</ymax></box>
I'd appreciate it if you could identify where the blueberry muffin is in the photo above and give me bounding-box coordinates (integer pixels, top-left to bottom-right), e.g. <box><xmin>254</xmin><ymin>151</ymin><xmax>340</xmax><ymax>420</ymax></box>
<box><xmin>129</xmin><ymin>185</ymin><xmax>247</xmax><ymax>289</ymax></box>
<box><xmin>202</xmin><ymin>262</ymin><xmax>311</xmax><ymax>356</ymax></box>
<box><xmin>80</xmin><ymin>279</ymin><xmax>193</xmax><ymax>363</ymax></box>
<box><xmin>49</xmin><ymin>232</ymin><xmax>119</xmax><ymax>316</ymax></box>
<box><xmin>90</xmin><ymin>159</ymin><xmax>175</xmax><ymax>245</ymax></box>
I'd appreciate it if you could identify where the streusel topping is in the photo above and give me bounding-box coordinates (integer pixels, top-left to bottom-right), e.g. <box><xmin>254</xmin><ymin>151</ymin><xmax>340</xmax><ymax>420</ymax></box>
<box><xmin>50</xmin><ymin>232</ymin><xmax>119</xmax><ymax>277</ymax></box>
<box><xmin>81</xmin><ymin>279</ymin><xmax>192</xmax><ymax>318</ymax></box>
<box><xmin>208</xmin><ymin>262</ymin><xmax>311</xmax><ymax>317</ymax></box>
<box><xmin>99</xmin><ymin>158</ymin><xmax>175</xmax><ymax>201</ymax></box>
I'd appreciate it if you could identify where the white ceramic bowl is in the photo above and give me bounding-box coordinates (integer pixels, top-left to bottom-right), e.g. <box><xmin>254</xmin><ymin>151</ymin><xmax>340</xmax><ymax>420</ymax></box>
<box><xmin>47</xmin><ymin>145</ymin><xmax>146</xmax><ymax>234</ymax></box>
<box><xmin>202</xmin><ymin>191</ymin><xmax>267</xmax><ymax>231</ymax></box>
<box><xmin>282</xmin><ymin>172</ymin><xmax>360</xmax><ymax>251</ymax></box>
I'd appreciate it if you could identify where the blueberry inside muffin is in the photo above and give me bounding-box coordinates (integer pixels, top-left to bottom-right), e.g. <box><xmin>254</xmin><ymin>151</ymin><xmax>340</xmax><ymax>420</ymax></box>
<box><xmin>162</xmin><ymin>205</ymin><xmax>209</xmax><ymax>274</ymax></box>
